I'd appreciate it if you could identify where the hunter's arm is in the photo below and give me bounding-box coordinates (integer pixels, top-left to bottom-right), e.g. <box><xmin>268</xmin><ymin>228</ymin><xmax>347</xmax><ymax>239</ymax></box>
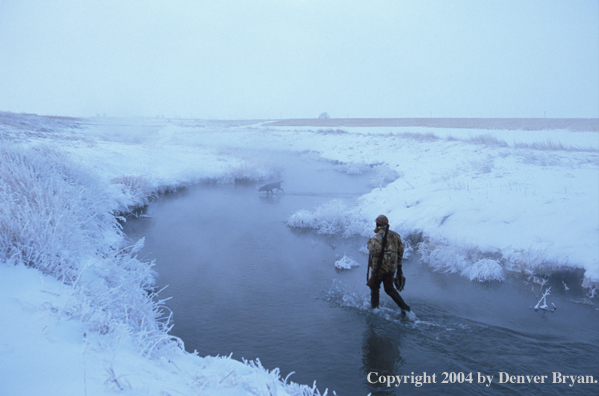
<box><xmin>396</xmin><ymin>239</ymin><xmax>405</xmax><ymax>276</ymax></box>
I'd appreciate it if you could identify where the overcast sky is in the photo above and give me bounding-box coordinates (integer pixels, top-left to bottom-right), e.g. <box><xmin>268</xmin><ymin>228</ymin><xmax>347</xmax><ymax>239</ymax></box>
<box><xmin>0</xmin><ymin>0</ymin><xmax>597</xmax><ymax>119</ymax></box>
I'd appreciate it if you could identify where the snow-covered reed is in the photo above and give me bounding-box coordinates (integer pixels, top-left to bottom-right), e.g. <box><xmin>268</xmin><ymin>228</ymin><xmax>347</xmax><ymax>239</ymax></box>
<box><xmin>287</xmin><ymin>199</ymin><xmax>369</xmax><ymax>237</ymax></box>
<box><xmin>418</xmin><ymin>239</ymin><xmax>506</xmax><ymax>282</ymax></box>
<box><xmin>0</xmin><ymin>143</ymin><xmax>179</xmax><ymax>356</ymax></box>
<box><xmin>334</xmin><ymin>254</ymin><xmax>360</xmax><ymax>270</ymax></box>
<box><xmin>0</xmin><ymin>144</ymin><xmax>116</xmax><ymax>277</ymax></box>
<box><xmin>111</xmin><ymin>174</ymin><xmax>155</xmax><ymax>209</ymax></box>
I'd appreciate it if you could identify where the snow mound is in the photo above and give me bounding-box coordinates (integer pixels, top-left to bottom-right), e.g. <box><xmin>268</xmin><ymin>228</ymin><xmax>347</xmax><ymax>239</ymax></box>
<box><xmin>335</xmin><ymin>254</ymin><xmax>360</xmax><ymax>270</ymax></box>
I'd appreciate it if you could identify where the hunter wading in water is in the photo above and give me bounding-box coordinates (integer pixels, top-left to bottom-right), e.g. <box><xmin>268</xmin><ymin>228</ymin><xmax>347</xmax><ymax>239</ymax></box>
<box><xmin>366</xmin><ymin>215</ymin><xmax>410</xmax><ymax>316</ymax></box>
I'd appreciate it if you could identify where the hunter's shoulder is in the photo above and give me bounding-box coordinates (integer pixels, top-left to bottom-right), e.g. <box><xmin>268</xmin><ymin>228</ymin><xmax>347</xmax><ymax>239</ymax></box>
<box><xmin>367</xmin><ymin>233</ymin><xmax>383</xmax><ymax>248</ymax></box>
<box><xmin>389</xmin><ymin>230</ymin><xmax>403</xmax><ymax>242</ymax></box>
<box><xmin>368</xmin><ymin>234</ymin><xmax>381</xmax><ymax>244</ymax></box>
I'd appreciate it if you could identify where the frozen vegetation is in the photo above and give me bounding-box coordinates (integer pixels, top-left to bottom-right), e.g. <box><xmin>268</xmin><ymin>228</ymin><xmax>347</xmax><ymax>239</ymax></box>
<box><xmin>334</xmin><ymin>254</ymin><xmax>361</xmax><ymax>270</ymax></box>
<box><xmin>0</xmin><ymin>111</ymin><xmax>598</xmax><ymax>395</ymax></box>
<box><xmin>283</xmin><ymin>124</ymin><xmax>599</xmax><ymax>286</ymax></box>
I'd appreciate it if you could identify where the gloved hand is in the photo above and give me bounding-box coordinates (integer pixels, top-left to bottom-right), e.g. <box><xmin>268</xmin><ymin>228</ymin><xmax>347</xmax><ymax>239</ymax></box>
<box><xmin>394</xmin><ymin>274</ymin><xmax>406</xmax><ymax>291</ymax></box>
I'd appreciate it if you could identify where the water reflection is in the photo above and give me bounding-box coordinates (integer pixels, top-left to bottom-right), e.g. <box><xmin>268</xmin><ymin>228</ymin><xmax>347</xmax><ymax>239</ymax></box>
<box><xmin>258</xmin><ymin>193</ymin><xmax>284</xmax><ymax>204</ymax></box>
<box><xmin>362</xmin><ymin>316</ymin><xmax>404</xmax><ymax>396</ymax></box>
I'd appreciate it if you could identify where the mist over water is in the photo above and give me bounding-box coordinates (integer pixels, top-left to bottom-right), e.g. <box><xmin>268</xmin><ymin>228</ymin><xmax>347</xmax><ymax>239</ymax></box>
<box><xmin>124</xmin><ymin>151</ymin><xmax>598</xmax><ymax>396</ymax></box>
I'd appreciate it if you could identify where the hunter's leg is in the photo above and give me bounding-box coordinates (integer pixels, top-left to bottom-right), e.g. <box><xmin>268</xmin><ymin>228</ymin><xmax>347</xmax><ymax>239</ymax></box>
<box><xmin>369</xmin><ymin>276</ymin><xmax>382</xmax><ymax>309</ymax></box>
<box><xmin>383</xmin><ymin>274</ymin><xmax>410</xmax><ymax>312</ymax></box>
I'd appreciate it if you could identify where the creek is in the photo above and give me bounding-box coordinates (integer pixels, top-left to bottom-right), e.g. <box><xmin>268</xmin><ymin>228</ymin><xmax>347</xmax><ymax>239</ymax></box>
<box><xmin>123</xmin><ymin>151</ymin><xmax>598</xmax><ymax>396</ymax></box>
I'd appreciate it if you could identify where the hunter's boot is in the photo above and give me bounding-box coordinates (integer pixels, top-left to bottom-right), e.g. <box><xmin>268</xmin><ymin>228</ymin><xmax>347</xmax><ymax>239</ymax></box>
<box><xmin>370</xmin><ymin>286</ymin><xmax>380</xmax><ymax>309</ymax></box>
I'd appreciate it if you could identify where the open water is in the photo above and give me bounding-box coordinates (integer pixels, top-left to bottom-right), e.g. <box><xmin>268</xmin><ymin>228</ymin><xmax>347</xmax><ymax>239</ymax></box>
<box><xmin>123</xmin><ymin>151</ymin><xmax>599</xmax><ymax>396</ymax></box>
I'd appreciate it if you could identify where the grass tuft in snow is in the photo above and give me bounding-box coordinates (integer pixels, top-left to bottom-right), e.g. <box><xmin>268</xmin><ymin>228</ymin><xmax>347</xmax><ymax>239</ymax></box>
<box><xmin>0</xmin><ymin>144</ymin><xmax>117</xmax><ymax>277</ymax></box>
<box><xmin>397</xmin><ymin>131</ymin><xmax>440</xmax><ymax>141</ymax></box>
<box><xmin>0</xmin><ymin>143</ymin><xmax>182</xmax><ymax>358</ymax></box>
<box><xmin>334</xmin><ymin>254</ymin><xmax>360</xmax><ymax>270</ymax></box>
<box><xmin>287</xmin><ymin>199</ymin><xmax>368</xmax><ymax>237</ymax></box>
<box><xmin>221</xmin><ymin>156</ymin><xmax>284</xmax><ymax>183</ymax></box>
<box><xmin>111</xmin><ymin>175</ymin><xmax>154</xmax><ymax>209</ymax></box>
<box><xmin>461</xmin><ymin>258</ymin><xmax>505</xmax><ymax>282</ymax></box>
<box><xmin>508</xmin><ymin>245</ymin><xmax>553</xmax><ymax>274</ymax></box>
<box><xmin>466</xmin><ymin>133</ymin><xmax>509</xmax><ymax>147</ymax></box>
<box><xmin>419</xmin><ymin>239</ymin><xmax>505</xmax><ymax>282</ymax></box>
<box><xmin>514</xmin><ymin>139</ymin><xmax>598</xmax><ymax>153</ymax></box>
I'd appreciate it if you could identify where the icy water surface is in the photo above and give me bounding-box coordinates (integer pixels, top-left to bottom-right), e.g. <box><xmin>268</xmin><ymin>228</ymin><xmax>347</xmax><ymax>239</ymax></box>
<box><xmin>124</xmin><ymin>151</ymin><xmax>599</xmax><ymax>396</ymax></box>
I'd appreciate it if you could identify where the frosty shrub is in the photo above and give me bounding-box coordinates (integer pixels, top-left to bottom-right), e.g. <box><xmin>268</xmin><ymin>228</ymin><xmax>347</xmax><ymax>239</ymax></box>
<box><xmin>223</xmin><ymin>157</ymin><xmax>283</xmax><ymax>183</ymax></box>
<box><xmin>0</xmin><ymin>144</ymin><xmax>117</xmax><ymax>278</ymax></box>
<box><xmin>418</xmin><ymin>239</ymin><xmax>468</xmax><ymax>275</ymax></box>
<box><xmin>334</xmin><ymin>254</ymin><xmax>360</xmax><ymax>270</ymax></box>
<box><xmin>0</xmin><ymin>144</ymin><xmax>180</xmax><ymax>357</ymax></box>
<box><xmin>287</xmin><ymin>199</ymin><xmax>368</xmax><ymax>237</ymax></box>
<box><xmin>111</xmin><ymin>175</ymin><xmax>154</xmax><ymax>209</ymax></box>
<box><xmin>508</xmin><ymin>245</ymin><xmax>552</xmax><ymax>275</ymax></box>
<box><xmin>419</xmin><ymin>239</ymin><xmax>505</xmax><ymax>282</ymax></box>
<box><xmin>461</xmin><ymin>258</ymin><xmax>505</xmax><ymax>282</ymax></box>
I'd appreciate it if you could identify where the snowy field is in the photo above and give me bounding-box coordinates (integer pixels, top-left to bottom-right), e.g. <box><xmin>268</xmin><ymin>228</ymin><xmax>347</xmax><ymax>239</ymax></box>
<box><xmin>1</xmin><ymin>111</ymin><xmax>598</xmax><ymax>395</ymax></box>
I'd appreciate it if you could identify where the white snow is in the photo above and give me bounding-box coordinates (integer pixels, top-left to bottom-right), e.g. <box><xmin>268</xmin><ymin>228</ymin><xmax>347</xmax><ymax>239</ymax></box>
<box><xmin>281</xmin><ymin>125</ymin><xmax>599</xmax><ymax>285</ymax></box>
<box><xmin>334</xmin><ymin>254</ymin><xmax>360</xmax><ymax>270</ymax></box>
<box><xmin>0</xmin><ymin>263</ymin><xmax>317</xmax><ymax>396</ymax></box>
<box><xmin>1</xmin><ymin>112</ymin><xmax>597</xmax><ymax>395</ymax></box>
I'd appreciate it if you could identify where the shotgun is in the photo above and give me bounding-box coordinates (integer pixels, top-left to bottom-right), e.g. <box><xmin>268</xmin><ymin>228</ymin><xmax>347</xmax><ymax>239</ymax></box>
<box><xmin>366</xmin><ymin>224</ymin><xmax>389</xmax><ymax>286</ymax></box>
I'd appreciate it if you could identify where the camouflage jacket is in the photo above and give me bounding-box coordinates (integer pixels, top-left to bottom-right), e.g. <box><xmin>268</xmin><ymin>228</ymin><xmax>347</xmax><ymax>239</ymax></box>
<box><xmin>367</xmin><ymin>227</ymin><xmax>404</xmax><ymax>274</ymax></box>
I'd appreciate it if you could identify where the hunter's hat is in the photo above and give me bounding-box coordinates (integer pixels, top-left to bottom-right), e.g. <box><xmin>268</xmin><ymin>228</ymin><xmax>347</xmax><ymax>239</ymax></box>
<box><xmin>375</xmin><ymin>215</ymin><xmax>389</xmax><ymax>226</ymax></box>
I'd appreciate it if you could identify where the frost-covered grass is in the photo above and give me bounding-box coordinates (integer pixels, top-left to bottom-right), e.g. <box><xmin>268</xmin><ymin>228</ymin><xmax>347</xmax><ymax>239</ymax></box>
<box><xmin>288</xmin><ymin>199</ymin><xmax>368</xmax><ymax>237</ymax></box>
<box><xmin>0</xmin><ymin>111</ymin><xmax>597</xmax><ymax>395</ymax></box>
<box><xmin>418</xmin><ymin>239</ymin><xmax>505</xmax><ymax>282</ymax></box>
<box><xmin>334</xmin><ymin>254</ymin><xmax>361</xmax><ymax>270</ymax></box>
<box><xmin>0</xmin><ymin>144</ymin><xmax>179</xmax><ymax>354</ymax></box>
<box><xmin>1</xmin><ymin>145</ymin><xmax>119</xmax><ymax>277</ymax></box>
<box><xmin>0</xmin><ymin>114</ymin><xmax>333</xmax><ymax>395</ymax></box>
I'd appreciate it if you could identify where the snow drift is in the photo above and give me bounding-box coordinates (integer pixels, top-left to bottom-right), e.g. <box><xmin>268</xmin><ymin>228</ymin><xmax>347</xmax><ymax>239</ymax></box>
<box><xmin>1</xmin><ymin>112</ymin><xmax>597</xmax><ymax>395</ymax></box>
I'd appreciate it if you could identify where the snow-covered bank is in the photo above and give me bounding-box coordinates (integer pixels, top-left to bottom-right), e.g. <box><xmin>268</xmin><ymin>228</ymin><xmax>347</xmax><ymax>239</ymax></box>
<box><xmin>0</xmin><ymin>113</ymin><xmax>330</xmax><ymax>395</ymax></box>
<box><xmin>1</xmin><ymin>112</ymin><xmax>598</xmax><ymax>395</ymax></box>
<box><xmin>0</xmin><ymin>264</ymin><xmax>316</xmax><ymax>396</ymax></box>
<box><xmin>280</xmin><ymin>125</ymin><xmax>599</xmax><ymax>286</ymax></box>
